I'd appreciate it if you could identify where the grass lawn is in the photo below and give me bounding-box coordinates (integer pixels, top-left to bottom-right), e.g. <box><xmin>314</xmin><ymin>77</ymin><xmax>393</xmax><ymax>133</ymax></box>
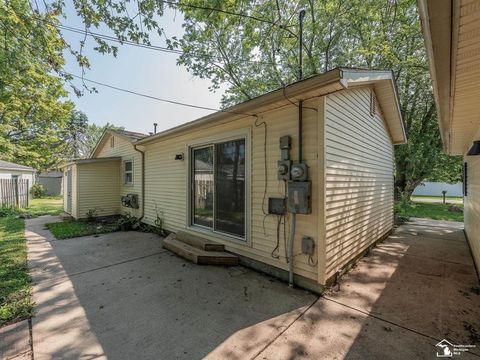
<box><xmin>46</xmin><ymin>220</ymin><xmax>118</xmax><ymax>240</ymax></box>
<box><xmin>28</xmin><ymin>196</ymin><xmax>63</xmax><ymax>216</ymax></box>
<box><xmin>0</xmin><ymin>216</ymin><xmax>33</xmax><ymax>327</ymax></box>
<box><xmin>395</xmin><ymin>201</ymin><xmax>464</xmax><ymax>222</ymax></box>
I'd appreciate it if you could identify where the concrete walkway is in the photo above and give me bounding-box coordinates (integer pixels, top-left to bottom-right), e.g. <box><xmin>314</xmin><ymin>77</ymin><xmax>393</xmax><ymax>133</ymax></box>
<box><xmin>26</xmin><ymin>216</ymin><xmax>480</xmax><ymax>359</ymax></box>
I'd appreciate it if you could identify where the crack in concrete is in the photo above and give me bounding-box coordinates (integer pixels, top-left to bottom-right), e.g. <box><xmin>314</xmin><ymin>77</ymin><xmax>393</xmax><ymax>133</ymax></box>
<box><xmin>32</xmin><ymin>250</ymin><xmax>169</xmax><ymax>287</ymax></box>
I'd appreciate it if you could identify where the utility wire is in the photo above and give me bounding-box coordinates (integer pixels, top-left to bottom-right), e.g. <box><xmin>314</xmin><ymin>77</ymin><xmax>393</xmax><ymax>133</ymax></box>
<box><xmin>160</xmin><ymin>0</ymin><xmax>294</xmax><ymax>29</ymax></box>
<box><xmin>58</xmin><ymin>24</ymin><xmax>274</xmax><ymax>65</ymax></box>
<box><xmin>65</xmin><ymin>72</ymin><xmax>256</xmax><ymax>117</ymax></box>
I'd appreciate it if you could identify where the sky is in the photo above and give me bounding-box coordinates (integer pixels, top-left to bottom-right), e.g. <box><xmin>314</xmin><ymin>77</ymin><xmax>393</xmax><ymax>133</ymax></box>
<box><xmin>61</xmin><ymin>7</ymin><xmax>225</xmax><ymax>135</ymax></box>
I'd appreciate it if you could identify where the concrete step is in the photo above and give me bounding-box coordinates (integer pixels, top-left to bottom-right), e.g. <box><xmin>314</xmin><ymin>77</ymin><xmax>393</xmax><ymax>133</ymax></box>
<box><xmin>176</xmin><ymin>230</ymin><xmax>225</xmax><ymax>252</ymax></box>
<box><xmin>163</xmin><ymin>234</ymin><xmax>239</xmax><ymax>266</ymax></box>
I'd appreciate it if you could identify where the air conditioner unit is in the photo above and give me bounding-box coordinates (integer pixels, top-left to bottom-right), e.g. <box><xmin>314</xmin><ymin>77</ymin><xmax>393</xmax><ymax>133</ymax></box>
<box><xmin>121</xmin><ymin>194</ymin><xmax>139</xmax><ymax>209</ymax></box>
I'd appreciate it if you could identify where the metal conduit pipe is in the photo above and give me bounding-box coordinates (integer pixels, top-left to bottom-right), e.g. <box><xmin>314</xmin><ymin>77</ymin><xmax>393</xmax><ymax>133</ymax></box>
<box><xmin>289</xmin><ymin>9</ymin><xmax>306</xmax><ymax>288</ymax></box>
<box><xmin>289</xmin><ymin>213</ymin><xmax>297</xmax><ymax>287</ymax></box>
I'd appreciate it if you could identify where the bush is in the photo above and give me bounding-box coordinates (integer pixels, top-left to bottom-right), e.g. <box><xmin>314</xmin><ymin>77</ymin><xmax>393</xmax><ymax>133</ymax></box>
<box><xmin>30</xmin><ymin>184</ymin><xmax>46</xmax><ymax>199</ymax></box>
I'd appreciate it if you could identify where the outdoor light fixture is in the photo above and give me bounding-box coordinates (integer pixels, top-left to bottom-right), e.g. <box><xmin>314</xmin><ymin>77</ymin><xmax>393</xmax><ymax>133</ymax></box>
<box><xmin>467</xmin><ymin>140</ymin><xmax>480</xmax><ymax>156</ymax></box>
<box><xmin>175</xmin><ymin>153</ymin><xmax>184</xmax><ymax>161</ymax></box>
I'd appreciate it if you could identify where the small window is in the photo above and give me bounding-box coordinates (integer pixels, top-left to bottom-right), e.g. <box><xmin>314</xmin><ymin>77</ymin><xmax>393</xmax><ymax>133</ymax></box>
<box><xmin>463</xmin><ymin>162</ymin><xmax>468</xmax><ymax>196</ymax></box>
<box><xmin>11</xmin><ymin>175</ymin><xmax>19</xmax><ymax>181</ymax></box>
<box><xmin>110</xmin><ymin>136</ymin><xmax>115</xmax><ymax>148</ymax></box>
<box><xmin>124</xmin><ymin>160</ymin><xmax>133</xmax><ymax>185</ymax></box>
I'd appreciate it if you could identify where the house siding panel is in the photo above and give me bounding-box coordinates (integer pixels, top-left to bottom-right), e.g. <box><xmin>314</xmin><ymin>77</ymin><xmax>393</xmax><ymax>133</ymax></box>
<box><xmin>76</xmin><ymin>161</ymin><xmax>120</xmax><ymax>218</ymax></box>
<box><xmin>324</xmin><ymin>88</ymin><xmax>394</xmax><ymax>280</ymax></box>
<box><xmin>465</xmin><ymin>145</ymin><xmax>480</xmax><ymax>276</ymax></box>
<box><xmin>143</xmin><ymin>99</ymin><xmax>320</xmax><ymax>281</ymax></box>
<box><xmin>96</xmin><ymin>135</ymin><xmax>142</xmax><ymax>217</ymax></box>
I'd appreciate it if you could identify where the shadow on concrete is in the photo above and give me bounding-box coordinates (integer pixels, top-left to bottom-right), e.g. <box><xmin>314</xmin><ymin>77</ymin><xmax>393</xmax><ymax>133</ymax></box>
<box><xmin>255</xmin><ymin>219</ymin><xmax>480</xmax><ymax>359</ymax></box>
<box><xmin>27</xmin><ymin>216</ymin><xmax>317</xmax><ymax>360</ymax></box>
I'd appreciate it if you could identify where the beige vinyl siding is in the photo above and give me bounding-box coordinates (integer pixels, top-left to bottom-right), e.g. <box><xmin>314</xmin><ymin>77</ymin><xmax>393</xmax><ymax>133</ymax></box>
<box><xmin>324</xmin><ymin>87</ymin><xmax>394</xmax><ymax>280</ymax></box>
<box><xmin>72</xmin><ymin>166</ymin><xmax>77</xmax><ymax>218</ymax></box>
<box><xmin>95</xmin><ymin>134</ymin><xmax>142</xmax><ymax>217</ymax></box>
<box><xmin>465</xmin><ymin>144</ymin><xmax>480</xmax><ymax>275</ymax></box>
<box><xmin>144</xmin><ymin>98</ymin><xmax>320</xmax><ymax>281</ymax></box>
<box><xmin>76</xmin><ymin>161</ymin><xmax>120</xmax><ymax>218</ymax></box>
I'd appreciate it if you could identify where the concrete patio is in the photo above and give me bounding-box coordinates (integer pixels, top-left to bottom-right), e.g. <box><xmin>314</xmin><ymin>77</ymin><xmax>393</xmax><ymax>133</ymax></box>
<box><xmin>25</xmin><ymin>216</ymin><xmax>480</xmax><ymax>359</ymax></box>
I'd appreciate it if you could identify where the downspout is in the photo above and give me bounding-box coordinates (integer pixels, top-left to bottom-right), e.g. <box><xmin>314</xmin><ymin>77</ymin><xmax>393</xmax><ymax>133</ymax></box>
<box><xmin>133</xmin><ymin>144</ymin><xmax>145</xmax><ymax>222</ymax></box>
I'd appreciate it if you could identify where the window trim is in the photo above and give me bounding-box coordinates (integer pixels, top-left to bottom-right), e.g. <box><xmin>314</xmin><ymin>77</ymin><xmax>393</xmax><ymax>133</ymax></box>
<box><xmin>186</xmin><ymin>127</ymin><xmax>251</xmax><ymax>245</ymax></box>
<box><xmin>123</xmin><ymin>159</ymin><xmax>134</xmax><ymax>186</ymax></box>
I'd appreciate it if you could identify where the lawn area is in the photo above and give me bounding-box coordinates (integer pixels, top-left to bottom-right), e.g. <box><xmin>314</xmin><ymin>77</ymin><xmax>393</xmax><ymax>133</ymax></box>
<box><xmin>0</xmin><ymin>216</ymin><xmax>33</xmax><ymax>327</ymax></box>
<box><xmin>28</xmin><ymin>196</ymin><xmax>63</xmax><ymax>216</ymax></box>
<box><xmin>395</xmin><ymin>201</ymin><xmax>464</xmax><ymax>222</ymax></box>
<box><xmin>46</xmin><ymin>220</ymin><xmax>118</xmax><ymax>240</ymax></box>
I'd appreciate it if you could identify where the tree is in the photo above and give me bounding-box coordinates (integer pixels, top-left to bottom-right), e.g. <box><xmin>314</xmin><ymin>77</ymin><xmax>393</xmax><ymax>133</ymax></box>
<box><xmin>0</xmin><ymin>0</ymin><xmax>74</xmax><ymax>171</ymax></box>
<box><xmin>84</xmin><ymin>122</ymin><xmax>125</xmax><ymax>157</ymax></box>
<box><xmin>4</xmin><ymin>0</ymin><xmax>463</xmax><ymax>196</ymax></box>
<box><xmin>61</xmin><ymin>110</ymin><xmax>89</xmax><ymax>159</ymax></box>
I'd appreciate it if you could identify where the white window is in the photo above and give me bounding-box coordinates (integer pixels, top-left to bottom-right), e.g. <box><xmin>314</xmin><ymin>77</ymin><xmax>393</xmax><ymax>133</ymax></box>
<box><xmin>124</xmin><ymin>160</ymin><xmax>133</xmax><ymax>185</ymax></box>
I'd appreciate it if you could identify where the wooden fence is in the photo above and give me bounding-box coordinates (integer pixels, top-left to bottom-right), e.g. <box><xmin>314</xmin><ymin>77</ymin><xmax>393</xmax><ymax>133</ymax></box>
<box><xmin>0</xmin><ymin>179</ymin><xmax>29</xmax><ymax>208</ymax></box>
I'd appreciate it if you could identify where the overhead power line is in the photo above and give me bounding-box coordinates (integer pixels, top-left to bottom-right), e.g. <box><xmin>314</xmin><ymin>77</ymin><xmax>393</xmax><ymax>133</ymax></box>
<box><xmin>58</xmin><ymin>24</ymin><xmax>273</xmax><ymax>65</ymax></box>
<box><xmin>66</xmin><ymin>73</ymin><xmax>256</xmax><ymax>117</ymax></box>
<box><xmin>160</xmin><ymin>0</ymin><xmax>292</xmax><ymax>28</ymax></box>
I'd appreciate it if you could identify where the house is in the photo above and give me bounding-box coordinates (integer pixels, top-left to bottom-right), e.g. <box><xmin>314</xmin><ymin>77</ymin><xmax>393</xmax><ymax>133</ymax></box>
<box><xmin>63</xmin><ymin>68</ymin><xmax>406</xmax><ymax>290</ymax></box>
<box><xmin>418</xmin><ymin>0</ymin><xmax>480</xmax><ymax>277</ymax></box>
<box><xmin>38</xmin><ymin>171</ymin><xmax>63</xmax><ymax>196</ymax></box>
<box><xmin>0</xmin><ymin>160</ymin><xmax>36</xmax><ymax>188</ymax></box>
<box><xmin>62</xmin><ymin>130</ymin><xmax>147</xmax><ymax>219</ymax></box>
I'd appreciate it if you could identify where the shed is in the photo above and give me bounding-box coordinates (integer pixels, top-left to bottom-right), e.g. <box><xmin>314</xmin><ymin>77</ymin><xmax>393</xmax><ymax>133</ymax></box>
<box><xmin>38</xmin><ymin>171</ymin><xmax>63</xmax><ymax>196</ymax></box>
<box><xmin>0</xmin><ymin>159</ymin><xmax>35</xmax><ymax>191</ymax></box>
<box><xmin>62</xmin><ymin>129</ymin><xmax>147</xmax><ymax>219</ymax></box>
<box><xmin>0</xmin><ymin>160</ymin><xmax>36</xmax><ymax>207</ymax></box>
<box><xmin>134</xmin><ymin>68</ymin><xmax>406</xmax><ymax>289</ymax></box>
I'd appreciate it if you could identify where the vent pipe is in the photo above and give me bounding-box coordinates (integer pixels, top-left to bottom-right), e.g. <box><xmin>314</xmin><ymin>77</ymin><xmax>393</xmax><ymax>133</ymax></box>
<box><xmin>153</xmin><ymin>123</ymin><xmax>158</xmax><ymax>134</ymax></box>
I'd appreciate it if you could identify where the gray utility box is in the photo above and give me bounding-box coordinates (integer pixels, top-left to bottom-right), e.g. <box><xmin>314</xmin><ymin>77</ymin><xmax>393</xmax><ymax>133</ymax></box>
<box><xmin>121</xmin><ymin>194</ymin><xmax>139</xmax><ymax>209</ymax></box>
<box><xmin>287</xmin><ymin>181</ymin><xmax>311</xmax><ymax>214</ymax></box>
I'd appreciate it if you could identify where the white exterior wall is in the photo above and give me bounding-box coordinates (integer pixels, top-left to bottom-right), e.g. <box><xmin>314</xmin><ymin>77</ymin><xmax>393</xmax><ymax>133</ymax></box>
<box><xmin>95</xmin><ymin>134</ymin><xmax>142</xmax><ymax>217</ymax></box>
<box><xmin>465</xmin><ymin>127</ymin><xmax>480</xmax><ymax>276</ymax></box>
<box><xmin>0</xmin><ymin>169</ymin><xmax>35</xmax><ymax>190</ymax></box>
<box><xmin>323</xmin><ymin>88</ymin><xmax>395</xmax><ymax>281</ymax></box>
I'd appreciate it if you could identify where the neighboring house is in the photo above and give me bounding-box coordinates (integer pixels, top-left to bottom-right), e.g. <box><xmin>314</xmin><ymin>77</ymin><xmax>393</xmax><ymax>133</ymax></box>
<box><xmin>419</xmin><ymin>1</ymin><xmax>480</xmax><ymax>277</ymax></box>
<box><xmin>38</xmin><ymin>171</ymin><xmax>63</xmax><ymax>196</ymax></box>
<box><xmin>0</xmin><ymin>160</ymin><xmax>36</xmax><ymax>189</ymax></box>
<box><xmin>413</xmin><ymin>182</ymin><xmax>463</xmax><ymax>197</ymax></box>
<box><xmin>63</xmin><ymin>68</ymin><xmax>406</xmax><ymax>290</ymax></box>
<box><xmin>62</xmin><ymin>130</ymin><xmax>147</xmax><ymax>219</ymax></box>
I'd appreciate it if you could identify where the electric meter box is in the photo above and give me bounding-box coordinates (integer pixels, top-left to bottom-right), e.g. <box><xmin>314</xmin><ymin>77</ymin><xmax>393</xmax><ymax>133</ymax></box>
<box><xmin>287</xmin><ymin>181</ymin><xmax>311</xmax><ymax>214</ymax></box>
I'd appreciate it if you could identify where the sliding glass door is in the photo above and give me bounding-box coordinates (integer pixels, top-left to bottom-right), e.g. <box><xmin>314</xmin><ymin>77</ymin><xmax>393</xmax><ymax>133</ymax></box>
<box><xmin>192</xmin><ymin>146</ymin><xmax>214</xmax><ymax>228</ymax></box>
<box><xmin>191</xmin><ymin>138</ymin><xmax>246</xmax><ymax>239</ymax></box>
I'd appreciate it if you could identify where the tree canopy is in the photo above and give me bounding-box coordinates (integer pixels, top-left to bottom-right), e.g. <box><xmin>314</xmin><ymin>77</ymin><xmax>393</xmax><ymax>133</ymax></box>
<box><xmin>1</xmin><ymin>0</ymin><xmax>463</xmax><ymax>193</ymax></box>
<box><xmin>0</xmin><ymin>0</ymin><xmax>73</xmax><ymax>170</ymax></box>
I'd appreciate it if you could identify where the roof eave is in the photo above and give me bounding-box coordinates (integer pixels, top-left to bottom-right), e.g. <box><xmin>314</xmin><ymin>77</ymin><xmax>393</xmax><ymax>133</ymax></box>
<box><xmin>418</xmin><ymin>0</ymin><xmax>452</xmax><ymax>154</ymax></box>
